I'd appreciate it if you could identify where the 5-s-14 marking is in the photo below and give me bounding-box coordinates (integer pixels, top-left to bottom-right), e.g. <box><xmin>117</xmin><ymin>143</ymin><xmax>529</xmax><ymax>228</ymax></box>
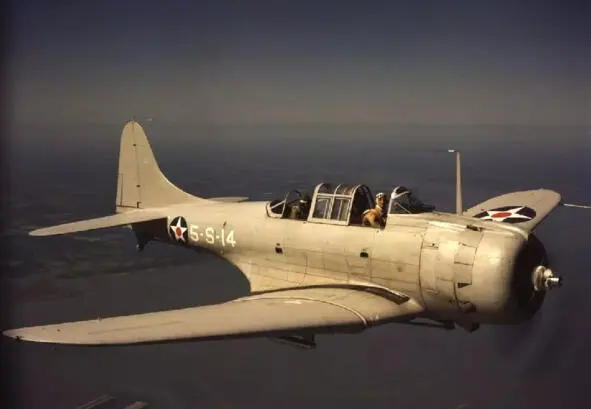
<box><xmin>189</xmin><ymin>224</ymin><xmax>237</xmax><ymax>247</ymax></box>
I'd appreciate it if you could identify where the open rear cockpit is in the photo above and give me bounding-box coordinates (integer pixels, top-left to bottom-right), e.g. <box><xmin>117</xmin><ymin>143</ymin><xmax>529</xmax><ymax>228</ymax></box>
<box><xmin>266</xmin><ymin>183</ymin><xmax>435</xmax><ymax>227</ymax></box>
<box><xmin>266</xmin><ymin>190</ymin><xmax>312</xmax><ymax>220</ymax></box>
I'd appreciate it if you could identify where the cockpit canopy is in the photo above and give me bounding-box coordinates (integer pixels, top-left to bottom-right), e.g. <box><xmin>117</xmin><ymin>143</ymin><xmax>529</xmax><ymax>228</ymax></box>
<box><xmin>266</xmin><ymin>183</ymin><xmax>374</xmax><ymax>225</ymax></box>
<box><xmin>266</xmin><ymin>183</ymin><xmax>435</xmax><ymax>226</ymax></box>
<box><xmin>309</xmin><ymin>183</ymin><xmax>374</xmax><ymax>225</ymax></box>
<box><xmin>388</xmin><ymin>186</ymin><xmax>435</xmax><ymax>215</ymax></box>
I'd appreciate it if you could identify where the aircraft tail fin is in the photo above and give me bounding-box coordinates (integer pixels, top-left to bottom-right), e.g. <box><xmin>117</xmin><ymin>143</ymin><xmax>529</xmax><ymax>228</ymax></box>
<box><xmin>115</xmin><ymin>121</ymin><xmax>200</xmax><ymax>212</ymax></box>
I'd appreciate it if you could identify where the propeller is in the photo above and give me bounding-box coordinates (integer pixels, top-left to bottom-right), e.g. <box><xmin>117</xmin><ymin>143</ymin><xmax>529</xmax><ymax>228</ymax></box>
<box><xmin>491</xmin><ymin>234</ymin><xmax>565</xmax><ymax>372</ymax></box>
<box><xmin>497</xmin><ymin>201</ymin><xmax>590</xmax><ymax>371</ymax></box>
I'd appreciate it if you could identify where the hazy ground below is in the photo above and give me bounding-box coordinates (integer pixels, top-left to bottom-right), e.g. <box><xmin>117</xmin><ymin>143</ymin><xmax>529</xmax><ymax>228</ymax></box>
<box><xmin>2</xmin><ymin>122</ymin><xmax>590</xmax><ymax>409</ymax></box>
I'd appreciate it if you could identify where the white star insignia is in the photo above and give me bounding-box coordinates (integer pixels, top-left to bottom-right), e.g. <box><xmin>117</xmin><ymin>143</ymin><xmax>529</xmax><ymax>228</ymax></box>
<box><xmin>170</xmin><ymin>218</ymin><xmax>187</xmax><ymax>242</ymax></box>
<box><xmin>480</xmin><ymin>207</ymin><xmax>532</xmax><ymax>222</ymax></box>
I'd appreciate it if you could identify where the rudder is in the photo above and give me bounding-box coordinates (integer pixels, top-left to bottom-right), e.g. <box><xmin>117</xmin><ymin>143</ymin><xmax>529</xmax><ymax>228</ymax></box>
<box><xmin>115</xmin><ymin>121</ymin><xmax>199</xmax><ymax>212</ymax></box>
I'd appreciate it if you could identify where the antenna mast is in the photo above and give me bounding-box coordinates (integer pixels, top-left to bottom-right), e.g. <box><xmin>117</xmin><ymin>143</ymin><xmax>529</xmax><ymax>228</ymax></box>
<box><xmin>448</xmin><ymin>149</ymin><xmax>462</xmax><ymax>215</ymax></box>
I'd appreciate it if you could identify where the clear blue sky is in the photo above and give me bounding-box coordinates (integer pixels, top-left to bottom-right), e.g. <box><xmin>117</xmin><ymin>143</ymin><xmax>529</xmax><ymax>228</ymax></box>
<box><xmin>7</xmin><ymin>0</ymin><xmax>590</xmax><ymax>125</ymax></box>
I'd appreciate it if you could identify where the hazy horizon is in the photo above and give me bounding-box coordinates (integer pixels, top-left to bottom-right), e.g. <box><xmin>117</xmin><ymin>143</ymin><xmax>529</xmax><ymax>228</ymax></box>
<box><xmin>7</xmin><ymin>1</ymin><xmax>590</xmax><ymax>127</ymax></box>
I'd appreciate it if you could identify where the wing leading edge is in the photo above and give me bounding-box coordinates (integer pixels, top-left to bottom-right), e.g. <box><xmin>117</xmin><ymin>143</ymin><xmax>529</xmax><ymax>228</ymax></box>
<box><xmin>464</xmin><ymin>189</ymin><xmax>561</xmax><ymax>232</ymax></box>
<box><xmin>3</xmin><ymin>287</ymin><xmax>424</xmax><ymax>345</ymax></box>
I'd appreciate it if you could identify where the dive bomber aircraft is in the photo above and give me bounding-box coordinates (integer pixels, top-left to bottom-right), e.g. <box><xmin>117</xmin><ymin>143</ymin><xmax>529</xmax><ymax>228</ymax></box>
<box><xmin>3</xmin><ymin>121</ymin><xmax>569</xmax><ymax>349</ymax></box>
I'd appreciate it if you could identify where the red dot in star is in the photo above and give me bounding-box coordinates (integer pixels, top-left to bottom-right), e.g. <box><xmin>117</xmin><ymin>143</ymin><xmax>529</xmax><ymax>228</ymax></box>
<box><xmin>176</xmin><ymin>227</ymin><xmax>182</xmax><ymax>236</ymax></box>
<box><xmin>492</xmin><ymin>212</ymin><xmax>512</xmax><ymax>218</ymax></box>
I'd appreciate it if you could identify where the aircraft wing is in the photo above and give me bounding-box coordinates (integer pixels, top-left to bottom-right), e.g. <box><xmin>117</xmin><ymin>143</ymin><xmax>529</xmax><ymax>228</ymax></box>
<box><xmin>29</xmin><ymin>209</ymin><xmax>167</xmax><ymax>237</ymax></box>
<box><xmin>464</xmin><ymin>189</ymin><xmax>561</xmax><ymax>232</ymax></box>
<box><xmin>2</xmin><ymin>287</ymin><xmax>423</xmax><ymax>345</ymax></box>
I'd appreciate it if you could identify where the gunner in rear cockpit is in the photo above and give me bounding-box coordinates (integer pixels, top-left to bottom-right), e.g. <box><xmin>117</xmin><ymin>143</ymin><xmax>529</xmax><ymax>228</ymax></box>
<box><xmin>362</xmin><ymin>192</ymin><xmax>386</xmax><ymax>228</ymax></box>
<box><xmin>296</xmin><ymin>193</ymin><xmax>311</xmax><ymax>220</ymax></box>
<box><xmin>289</xmin><ymin>193</ymin><xmax>311</xmax><ymax>220</ymax></box>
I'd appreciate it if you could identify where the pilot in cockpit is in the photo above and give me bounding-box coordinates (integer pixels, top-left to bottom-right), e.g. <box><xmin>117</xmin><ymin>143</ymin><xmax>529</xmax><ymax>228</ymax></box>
<box><xmin>362</xmin><ymin>192</ymin><xmax>387</xmax><ymax>228</ymax></box>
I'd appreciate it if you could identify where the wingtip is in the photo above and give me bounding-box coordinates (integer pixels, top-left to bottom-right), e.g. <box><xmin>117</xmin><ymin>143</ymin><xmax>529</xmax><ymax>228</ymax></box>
<box><xmin>29</xmin><ymin>227</ymin><xmax>55</xmax><ymax>237</ymax></box>
<box><xmin>3</xmin><ymin>326</ymin><xmax>62</xmax><ymax>344</ymax></box>
<box><xmin>3</xmin><ymin>328</ymin><xmax>25</xmax><ymax>341</ymax></box>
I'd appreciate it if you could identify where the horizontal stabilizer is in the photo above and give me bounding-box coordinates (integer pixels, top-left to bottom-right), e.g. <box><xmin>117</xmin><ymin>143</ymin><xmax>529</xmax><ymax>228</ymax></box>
<box><xmin>464</xmin><ymin>189</ymin><xmax>561</xmax><ymax>232</ymax></box>
<box><xmin>30</xmin><ymin>209</ymin><xmax>166</xmax><ymax>237</ymax></box>
<box><xmin>2</xmin><ymin>287</ymin><xmax>423</xmax><ymax>345</ymax></box>
<box><xmin>208</xmin><ymin>196</ymin><xmax>249</xmax><ymax>203</ymax></box>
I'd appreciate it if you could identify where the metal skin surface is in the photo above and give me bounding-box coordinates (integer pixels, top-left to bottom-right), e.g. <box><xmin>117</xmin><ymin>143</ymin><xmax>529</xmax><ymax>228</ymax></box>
<box><xmin>3</xmin><ymin>121</ymin><xmax>563</xmax><ymax>347</ymax></box>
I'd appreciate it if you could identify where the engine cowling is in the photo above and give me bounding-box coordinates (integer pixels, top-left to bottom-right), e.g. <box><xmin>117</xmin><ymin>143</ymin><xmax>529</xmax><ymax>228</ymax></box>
<box><xmin>419</xmin><ymin>225</ymin><xmax>562</xmax><ymax>326</ymax></box>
